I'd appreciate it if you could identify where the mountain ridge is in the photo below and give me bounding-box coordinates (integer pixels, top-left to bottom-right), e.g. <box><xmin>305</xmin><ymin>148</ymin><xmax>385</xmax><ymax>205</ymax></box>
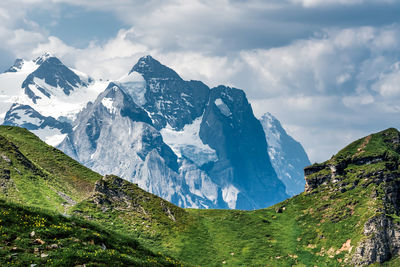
<box><xmin>59</xmin><ymin>56</ymin><xmax>289</xmax><ymax>209</ymax></box>
<box><xmin>1</xmin><ymin>53</ymin><xmax>309</xmax><ymax>210</ymax></box>
<box><xmin>260</xmin><ymin>112</ymin><xmax>311</xmax><ymax>196</ymax></box>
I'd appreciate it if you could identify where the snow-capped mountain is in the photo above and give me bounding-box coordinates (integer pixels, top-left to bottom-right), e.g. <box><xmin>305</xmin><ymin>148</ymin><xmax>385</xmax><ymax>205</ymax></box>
<box><xmin>58</xmin><ymin>56</ymin><xmax>289</xmax><ymax>209</ymax></box>
<box><xmin>128</xmin><ymin>55</ymin><xmax>210</xmax><ymax>130</ymax></box>
<box><xmin>3</xmin><ymin>103</ymin><xmax>71</xmax><ymax>146</ymax></box>
<box><xmin>0</xmin><ymin>53</ymin><xmax>309</xmax><ymax>209</ymax></box>
<box><xmin>260</xmin><ymin>113</ymin><xmax>311</xmax><ymax>196</ymax></box>
<box><xmin>22</xmin><ymin>54</ymin><xmax>91</xmax><ymax>103</ymax></box>
<box><xmin>0</xmin><ymin>52</ymin><xmax>107</xmax><ymax>145</ymax></box>
<box><xmin>59</xmin><ymin>82</ymin><xmax>219</xmax><ymax>208</ymax></box>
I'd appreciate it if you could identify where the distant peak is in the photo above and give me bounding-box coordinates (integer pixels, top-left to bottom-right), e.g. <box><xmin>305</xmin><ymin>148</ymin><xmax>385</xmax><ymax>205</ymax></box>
<box><xmin>33</xmin><ymin>52</ymin><xmax>54</xmax><ymax>65</ymax></box>
<box><xmin>260</xmin><ymin>112</ymin><xmax>278</xmax><ymax>123</ymax></box>
<box><xmin>105</xmin><ymin>82</ymin><xmax>121</xmax><ymax>91</ymax></box>
<box><xmin>141</xmin><ymin>55</ymin><xmax>155</xmax><ymax>61</ymax></box>
<box><xmin>129</xmin><ymin>55</ymin><xmax>181</xmax><ymax>80</ymax></box>
<box><xmin>134</xmin><ymin>55</ymin><xmax>157</xmax><ymax>69</ymax></box>
<box><xmin>3</xmin><ymin>58</ymin><xmax>24</xmax><ymax>73</ymax></box>
<box><xmin>102</xmin><ymin>82</ymin><xmax>124</xmax><ymax>99</ymax></box>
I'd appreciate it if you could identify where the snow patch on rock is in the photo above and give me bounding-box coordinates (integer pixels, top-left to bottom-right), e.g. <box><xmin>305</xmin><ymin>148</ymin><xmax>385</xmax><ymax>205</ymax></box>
<box><xmin>117</xmin><ymin>71</ymin><xmax>146</xmax><ymax>106</ymax></box>
<box><xmin>222</xmin><ymin>185</ymin><xmax>240</xmax><ymax>209</ymax></box>
<box><xmin>179</xmin><ymin>159</ymin><xmax>218</xmax><ymax>203</ymax></box>
<box><xmin>214</xmin><ymin>98</ymin><xmax>232</xmax><ymax>117</ymax></box>
<box><xmin>11</xmin><ymin>108</ymin><xmax>42</xmax><ymax>125</ymax></box>
<box><xmin>160</xmin><ymin>116</ymin><xmax>217</xmax><ymax>166</ymax></box>
<box><xmin>101</xmin><ymin>97</ymin><xmax>117</xmax><ymax>114</ymax></box>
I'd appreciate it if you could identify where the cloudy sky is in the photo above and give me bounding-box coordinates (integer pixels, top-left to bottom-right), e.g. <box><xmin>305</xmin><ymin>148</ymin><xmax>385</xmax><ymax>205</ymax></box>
<box><xmin>1</xmin><ymin>0</ymin><xmax>400</xmax><ymax>162</ymax></box>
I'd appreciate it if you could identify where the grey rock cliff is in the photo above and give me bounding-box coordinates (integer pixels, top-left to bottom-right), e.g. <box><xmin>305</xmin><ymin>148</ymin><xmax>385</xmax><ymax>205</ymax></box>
<box><xmin>259</xmin><ymin>112</ymin><xmax>310</xmax><ymax>196</ymax></box>
<box><xmin>352</xmin><ymin>215</ymin><xmax>400</xmax><ymax>265</ymax></box>
<box><xmin>199</xmin><ymin>86</ymin><xmax>288</xmax><ymax>209</ymax></box>
<box><xmin>131</xmin><ymin>55</ymin><xmax>210</xmax><ymax>130</ymax></box>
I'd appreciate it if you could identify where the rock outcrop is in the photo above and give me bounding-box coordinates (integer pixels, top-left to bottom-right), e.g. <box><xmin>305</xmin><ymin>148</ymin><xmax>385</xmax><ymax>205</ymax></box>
<box><xmin>303</xmin><ymin>128</ymin><xmax>400</xmax><ymax>265</ymax></box>
<box><xmin>87</xmin><ymin>174</ymin><xmax>181</xmax><ymax>221</ymax></box>
<box><xmin>352</xmin><ymin>215</ymin><xmax>400</xmax><ymax>265</ymax></box>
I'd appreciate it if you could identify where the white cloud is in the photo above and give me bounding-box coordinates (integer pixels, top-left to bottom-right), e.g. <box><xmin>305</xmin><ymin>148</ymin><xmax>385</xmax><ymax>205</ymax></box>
<box><xmin>236</xmin><ymin>25</ymin><xmax>400</xmax><ymax>162</ymax></box>
<box><xmin>342</xmin><ymin>94</ymin><xmax>374</xmax><ymax>106</ymax></box>
<box><xmin>372</xmin><ymin>62</ymin><xmax>400</xmax><ymax>97</ymax></box>
<box><xmin>291</xmin><ymin>0</ymin><xmax>395</xmax><ymax>7</ymax></box>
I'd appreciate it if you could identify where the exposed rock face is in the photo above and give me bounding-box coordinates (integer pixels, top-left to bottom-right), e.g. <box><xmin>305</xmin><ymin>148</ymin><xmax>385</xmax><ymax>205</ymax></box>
<box><xmin>200</xmin><ymin>86</ymin><xmax>287</xmax><ymax>209</ymax></box>
<box><xmin>90</xmin><ymin>175</ymin><xmax>179</xmax><ymax>222</ymax></box>
<box><xmin>259</xmin><ymin>112</ymin><xmax>310</xmax><ymax>196</ymax></box>
<box><xmin>304</xmin><ymin>163</ymin><xmax>334</xmax><ymax>192</ymax></box>
<box><xmin>131</xmin><ymin>55</ymin><xmax>210</xmax><ymax>130</ymax></box>
<box><xmin>352</xmin><ymin>168</ymin><xmax>400</xmax><ymax>266</ymax></box>
<box><xmin>22</xmin><ymin>56</ymin><xmax>90</xmax><ymax>102</ymax></box>
<box><xmin>304</xmin><ymin>157</ymin><xmax>381</xmax><ymax>193</ymax></box>
<box><xmin>0</xmin><ymin>166</ymin><xmax>12</xmax><ymax>194</ymax></box>
<box><xmin>59</xmin><ymin>82</ymin><xmax>217</xmax><ymax>209</ymax></box>
<box><xmin>303</xmin><ymin>128</ymin><xmax>400</xmax><ymax>265</ymax></box>
<box><xmin>352</xmin><ymin>215</ymin><xmax>400</xmax><ymax>266</ymax></box>
<box><xmin>92</xmin><ymin>175</ymin><xmax>134</xmax><ymax>208</ymax></box>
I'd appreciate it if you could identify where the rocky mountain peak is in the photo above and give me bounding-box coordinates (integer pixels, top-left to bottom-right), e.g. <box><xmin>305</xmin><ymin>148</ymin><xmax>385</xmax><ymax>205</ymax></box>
<box><xmin>3</xmin><ymin>59</ymin><xmax>24</xmax><ymax>73</ymax></box>
<box><xmin>126</xmin><ymin>55</ymin><xmax>210</xmax><ymax>130</ymax></box>
<box><xmin>260</xmin><ymin>112</ymin><xmax>277</xmax><ymax>127</ymax></box>
<box><xmin>21</xmin><ymin>55</ymin><xmax>91</xmax><ymax>103</ymax></box>
<box><xmin>199</xmin><ymin>85</ymin><xmax>288</xmax><ymax>209</ymax></box>
<box><xmin>33</xmin><ymin>52</ymin><xmax>53</xmax><ymax>65</ymax></box>
<box><xmin>4</xmin><ymin>52</ymin><xmax>53</xmax><ymax>74</ymax></box>
<box><xmin>98</xmin><ymin>82</ymin><xmax>152</xmax><ymax>124</ymax></box>
<box><xmin>102</xmin><ymin>82</ymin><xmax>123</xmax><ymax>99</ymax></box>
<box><xmin>129</xmin><ymin>55</ymin><xmax>182</xmax><ymax>80</ymax></box>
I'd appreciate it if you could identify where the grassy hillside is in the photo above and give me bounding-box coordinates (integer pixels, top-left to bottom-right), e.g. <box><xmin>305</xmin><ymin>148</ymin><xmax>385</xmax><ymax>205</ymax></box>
<box><xmin>72</xmin><ymin>179</ymin><xmax>371</xmax><ymax>266</ymax></box>
<box><xmin>2</xmin><ymin>125</ymin><xmax>400</xmax><ymax>266</ymax></box>
<box><xmin>72</xmin><ymin>128</ymin><xmax>400</xmax><ymax>266</ymax></box>
<box><xmin>0</xmin><ymin>126</ymin><xmax>100</xmax><ymax>213</ymax></box>
<box><xmin>0</xmin><ymin>199</ymin><xmax>181</xmax><ymax>266</ymax></box>
<box><xmin>0</xmin><ymin>126</ymin><xmax>182</xmax><ymax>266</ymax></box>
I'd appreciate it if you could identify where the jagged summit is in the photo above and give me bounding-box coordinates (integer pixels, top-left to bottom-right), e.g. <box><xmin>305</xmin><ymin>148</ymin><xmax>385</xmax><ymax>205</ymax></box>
<box><xmin>4</xmin><ymin>52</ymin><xmax>54</xmax><ymax>73</ymax></box>
<box><xmin>129</xmin><ymin>55</ymin><xmax>182</xmax><ymax>80</ymax></box>
<box><xmin>21</xmin><ymin>55</ymin><xmax>91</xmax><ymax>102</ymax></box>
<box><xmin>4</xmin><ymin>59</ymin><xmax>25</xmax><ymax>73</ymax></box>
<box><xmin>33</xmin><ymin>52</ymin><xmax>53</xmax><ymax>65</ymax></box>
